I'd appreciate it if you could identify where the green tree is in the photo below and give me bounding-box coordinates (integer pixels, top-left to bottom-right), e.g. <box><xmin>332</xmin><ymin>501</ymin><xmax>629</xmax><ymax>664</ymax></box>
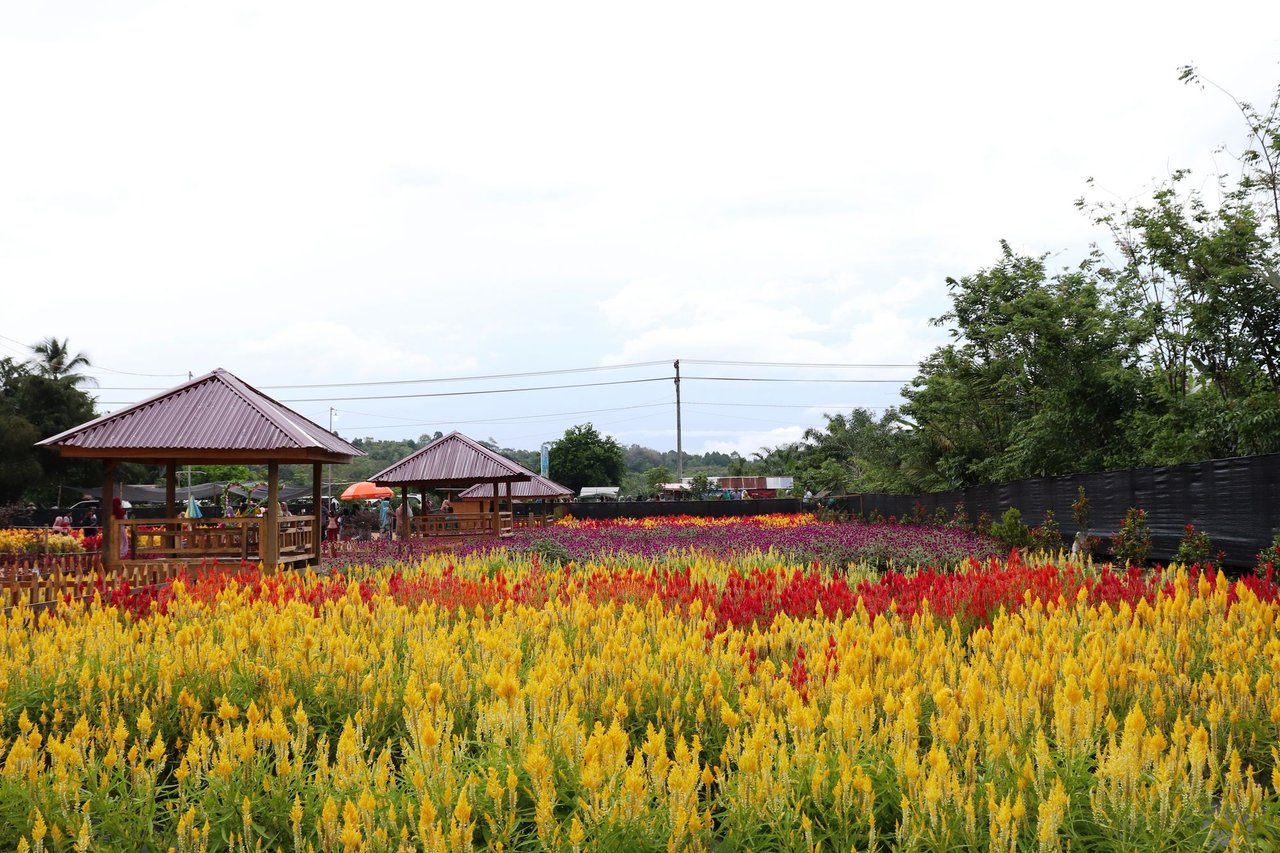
<box><xmin>0</xmin><ymin>413</ymin><xmax>42</xmax><ymax>503</ymax></box>
<box><xmin>194</xmin><ymin>465</ymin><xmax>259</xmax><ymax>485</ymax></box>
<box><xmin>750</xmin><ymin>441</ymin><xmax>805</xmax><ymax>474</ymax></box>
<box><xmin>1078</xmin><ymin>71</ymin><xmax>1280</xmax><ymax>462</ymax></box>
<box><xmin>688</xmin><ymin>473</ymin><xmax>711</xmax><ymax>499</ymax></box>
<box><xmin>28</xmin><ymin>336</ymin><xmax>96</xmax><ymax>387</ymax></box>
<box><xmin>793</xmin><ymin>408</ymin><xmax>921</xmax><ymax>493</ymax></box>
<box><xmin>902</xmin><ymin>245</ymin><xmax>1145</xmax><ymax>487</ymax></box>
<box><xmin>479</xmin><ymin>438</ymin><xmax>540</xmax><ymax>472</ymax></box>
<box><xmin>0</xmin><ymin>352</ymin><xmax>103</xmax><ymax>504</ymax></box>
<box><xmin>624</xmin><ymin>444</ymin><xmax>665</xmax><ymax>473</ymax></box>
<box><xmin>644</xmin><ymin>466</ymin><xmax>673</xmax><ymax>495</ymax></box>
<box><xmin>548</xmin><ymin>423</ymin><xmax>625</xmax><ymax>493</ymax></box>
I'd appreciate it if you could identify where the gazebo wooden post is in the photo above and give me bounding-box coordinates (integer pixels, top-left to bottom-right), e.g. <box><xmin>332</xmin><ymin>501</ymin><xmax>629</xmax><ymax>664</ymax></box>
<box><xmin>503</xmin><ymin>480</ymin><xmax>511</xmax><ymax>536</ymax></box>
<box><xmin>311</xmin><ymin>463</ymin><xmax>323</xmax><ymax>566</ymax></box>
<box><xmin>102</xmin><ymin>461</ymin><xmax>118</xmax><ymax>569</ymax></box>
<box><xmin>424</xmin><ymin>481</ymin><xmax>435</xmax><ymax>535</ymax></box>
<box><xmin>491</xmin><ymin>479</ymin><xmax>501</xmax><ymax>537</ymax></box>
<box><xmin>165</xmin><ymin>462</ymin><xmax>177</xmax><ymax>555</ymax></box>
<box><xmin>264</xmin><ymin>463</ymin><xmax>280</xmax><ymax>571</ymax></box>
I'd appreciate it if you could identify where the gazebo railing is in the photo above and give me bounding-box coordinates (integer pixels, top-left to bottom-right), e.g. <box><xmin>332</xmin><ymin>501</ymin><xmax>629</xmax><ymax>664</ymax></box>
<box><xmin>114</xmin><ymin>516</ymin><xmax>317</xmax><ymax>564</ymax></box>
<box><xmin>512</xmin><ymin>511</ymin><xmax>556</xmax><ymax>529</ymax></box>
<box><xmin>409</xmin><ymin>511</ymin><xmax>513</xmax><ymax>538</ymax></box>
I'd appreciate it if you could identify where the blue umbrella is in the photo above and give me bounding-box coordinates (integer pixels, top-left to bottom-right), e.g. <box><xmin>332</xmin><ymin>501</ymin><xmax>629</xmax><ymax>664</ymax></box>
<box><xmin>187</xmin><ymin>496</ymin><xmax>203</xmax><ymax>518</ymax></box>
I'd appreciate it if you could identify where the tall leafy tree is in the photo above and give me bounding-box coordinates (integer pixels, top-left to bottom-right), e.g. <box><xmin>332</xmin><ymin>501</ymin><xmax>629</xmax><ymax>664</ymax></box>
<box><xmin>0</xmin><ymin>351</ymin><xmax>102</xmax><ymax>504</ymax></box>
<box><xmin>1079</xmin><ymin>73</ymin><xmax>1280</xmax><ymax>460</ymax></box>
<box><xmin>789</xmin><ymin>408</ymin><xmax>918</xmax><ymax>494</ymax></box>
<box><xmin>644</xmin><ymin>466</ymin><xmax>673</xmax><ymax>494</ymax></box>
<box><xmin>902</xmin><ymin>245</ymin><xmax>1145</xmax><ymax>487</ymax></box>
<box><xmin>548</xmin><ymin>423</ymin><xmax>625</xmax><ymax>493</ymax></box>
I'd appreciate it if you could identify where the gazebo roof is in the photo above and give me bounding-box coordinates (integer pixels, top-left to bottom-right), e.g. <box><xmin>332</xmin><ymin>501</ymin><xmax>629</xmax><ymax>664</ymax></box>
<box><xmin>37</xmin><ymin>368</ymin><xmax>364</xmax><ymax>464</ymax></box>
<box><xmin>372</xmin><ymin>431</ymin><xmax>533</xmax><ymax>488</ymax></box>
<box><xmin>458</xmin><ymin>471</ymin><xmax>573</xmax><ymax>500</ymax></box>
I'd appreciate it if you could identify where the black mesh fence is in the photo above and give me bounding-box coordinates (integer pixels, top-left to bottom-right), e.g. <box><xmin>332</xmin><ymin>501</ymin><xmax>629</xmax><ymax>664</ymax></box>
<box><xmin>841</xmin><ymin>453</ymin><xmax>1280</xmax><ymax>568</ymax></box>
<box><xmin>568</xmin><ymin>454</ymin><xmax>1280</xmax><ymax>568</ymax></box>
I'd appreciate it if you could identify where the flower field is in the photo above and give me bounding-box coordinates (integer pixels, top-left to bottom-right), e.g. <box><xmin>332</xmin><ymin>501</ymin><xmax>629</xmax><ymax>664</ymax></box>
<box><xmin>2</xmin><ymin>517</ymin><xmax>1280</xmax><ymax>849</ymax></box>
<box><xmin>328</xmin><ymin>513</ymin><xmax>1001</xmax><ymax>575</ymax></box>
<box><xmin>0</xmin><ymin>529</ymin><xmax>88</xmax><ymax>556</ymax></box>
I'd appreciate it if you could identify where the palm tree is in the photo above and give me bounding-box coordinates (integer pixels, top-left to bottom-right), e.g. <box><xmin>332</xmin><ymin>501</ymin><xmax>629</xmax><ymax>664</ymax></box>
<box><xmin>28</xmin><ymin>337</ymin><xmax>96</xmax><ymax>387</ymax></box>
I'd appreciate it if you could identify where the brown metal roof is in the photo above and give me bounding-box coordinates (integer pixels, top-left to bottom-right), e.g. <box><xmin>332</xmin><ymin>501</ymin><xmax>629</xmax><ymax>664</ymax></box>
<box><xmin>372</xmin><ymin>431</ymin><xmax>533</xmax><ymax>488</ymax></box>
<box><xmin>37</xmin><ymin>368</ymin><xmax>364</xmax><ymax>464</ymax></box>
<box><xmin>458</xmin><ymin>471</ymin><xmax>573</xmax><ymax>500</ymax></box>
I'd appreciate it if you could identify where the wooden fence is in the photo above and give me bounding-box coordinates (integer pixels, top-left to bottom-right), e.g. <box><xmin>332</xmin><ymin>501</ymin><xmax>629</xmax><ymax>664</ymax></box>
<box><xmin>0</xmin><ymin>560</ymin><xmax>197</xmax><ymax>611</ymax></box>
<box><xmin>409</xmin><ymin>511</ymin><xmax>514</xmax><ymax>538</ymax></box>
<box><xmin>117</xmin><ymin>516</ymin><xmax>317</xmax><ymax>564</ymax></box>
<box><xmin>0</xmin><ymin>551</ymin><xmax>101</xmax><ymax>575</ymax></box>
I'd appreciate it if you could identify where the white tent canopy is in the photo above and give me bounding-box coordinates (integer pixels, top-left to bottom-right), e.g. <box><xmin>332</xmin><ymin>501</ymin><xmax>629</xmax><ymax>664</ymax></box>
<box><xmin>578</xmin><ymin>486</ymin><xmax>620</xmax><ymax>501</ymax></box>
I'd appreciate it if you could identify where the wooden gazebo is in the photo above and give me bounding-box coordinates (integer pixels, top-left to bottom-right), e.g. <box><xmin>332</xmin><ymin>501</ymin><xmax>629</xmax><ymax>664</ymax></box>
<box><xmin>36</xmin><ymin>368</ymin><xmax>364</xmax><ymax>569</ymax></box>
<box><xmin>372</xmin><ymin>432</ymin><xmax>532</xmax><ymax>538</ymax></box>
<box><xmin>455</xmin><ymin>471</ymin><xmax>573</xmax><ymax>528</ymax></box>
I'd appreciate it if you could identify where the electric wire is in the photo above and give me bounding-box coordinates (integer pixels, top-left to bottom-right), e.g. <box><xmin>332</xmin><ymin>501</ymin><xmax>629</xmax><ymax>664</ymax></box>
<box><xmin>87</xmin><ymin>358</ymin><xmax>918</xmax><ymax>392</ymax></box>
<box><xmin>0</xmin><ymin>332</ymin><xmax>188</xmax><ymax>378</ymax></box>
<box><xmin>682</xmin><ymin>375</ymin><xmax>910</xmax><ymax>384</ymax></box>
<box><xmin>339</xmin><ymin>401</ymin><xmax>671</xmax><ymax>431</ymax></box>
<box><xmin>279</xmin><ymin>376</ymin><xmax>670</xmax><ymax>403</ymax></box>
<box><xmin>684</xmin><ymin>359</ymin><xmax>917</xmax><ymax>368</ymax></box>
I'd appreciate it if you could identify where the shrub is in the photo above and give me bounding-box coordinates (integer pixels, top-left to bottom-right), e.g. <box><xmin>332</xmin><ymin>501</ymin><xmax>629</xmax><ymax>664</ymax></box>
<box><xmin>1029</xmin><ymin>509</ymin><xmax>1064</xmax><ymax>553</ymax></box>
<box><xmin>1174</xmin><ymin>523</ymin><xmax>1213</xmax><ymax>565</ymax></box>
<box><xmin>1257</xmin><ymin>532</ymin><xmax>1280</xmax><ymax>577</ymax></box>
<box><xmin>975</xmin><ymin>511</ymin><xmax>993</xmax><ymax>536</ymax></box>
<box><xmin>990</xmin><ymin>507</ymin><xmax>1030</xmax><ymax>550</ymax></box>
<box><xmin>1111</xmin><ymin>507</ymin><xmax>1152</xmax><ymax>566</ymax></box>
<box><xmin>529</xmin><ymin>537</ymin><xmax>572</xmax><ymax>566</ymax></box>
<box><xmin>1071</xmin><ymin>486</ymin><xmax>1090</xmax><ymax>530</ymax></box>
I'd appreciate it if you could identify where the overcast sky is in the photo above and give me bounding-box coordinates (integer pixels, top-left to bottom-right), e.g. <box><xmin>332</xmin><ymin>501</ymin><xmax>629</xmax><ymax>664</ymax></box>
<box><xmin>2</xmin><ymin>1</ymin><xmax>1277</xmax><ymax>458</ymax></box>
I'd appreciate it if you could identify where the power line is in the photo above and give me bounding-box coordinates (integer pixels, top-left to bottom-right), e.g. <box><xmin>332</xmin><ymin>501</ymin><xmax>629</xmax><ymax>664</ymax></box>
<box><xmin>685</xmin><ymin>359</ymin><xmax>918</xmax><ymax>368</ymax></box>
<box><xmin>687</xmin><ymin>400</ymin><xmax>893</xmax><ymax>410</ymax></box>
<box><xmin>96</xmin><ymin>375</ymin><xmax>911</xmax><ymax>409</ymax></box>
<box><xmin>84</xmin><ymin>366</ymin><xmax>190</xmax><ymax>378</ymax></box>
<box><xmin>89</xmin><ymin>360</ymin><xmax>673</xmax><ymax>391</ymax></box>
<box><xmin>87</xmin><ymin>358</ymin><xmax>919</xmax><ymax>392</ymax></box>
<box><xmin>280</xmin><ymin>376</ymin><xmax>670</xmax><ymax>403</ymax></box>
<box><xmin>262</xmin><ymin>360</ymin><xmax>671</xmax><ymax>389</ymax></box>
<box><xmin>683</xmin><ymin>375</ymin><xmax>911</xmax><ymax>384</ymax></box>
<box><xmin>0</xmin><ymin>332</ymin><xmax>187</xmax><ymax>378</ymax></box>
<box><xmin>683</xmin><ymin>406</ymin><xmax>818</xmax><ymax>427</ymax></box>
<box><xmin>339</xmin><ymin>401</ymin><xmax>671</xmax><ymax>431</ymax></box>
<box><xmin>506</xmin><ymin>408</ymin><xmax>670</xmax><ymax>444</ymax></box>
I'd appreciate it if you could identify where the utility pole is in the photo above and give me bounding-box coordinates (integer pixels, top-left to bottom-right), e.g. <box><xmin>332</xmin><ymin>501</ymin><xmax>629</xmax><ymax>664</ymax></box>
<box><xmin>328</xmin><ymin>407</ymin><xmax>336</xmax><ymax>505</ymax></box>
<box><xmin>674</xmin><ymin>359</ymin><xmax>683</xmax><ymax>482</ymax></box>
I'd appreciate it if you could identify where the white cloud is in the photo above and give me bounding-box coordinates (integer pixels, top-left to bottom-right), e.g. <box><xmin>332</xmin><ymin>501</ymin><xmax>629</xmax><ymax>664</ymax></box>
<box><xmin>2</xmin><ymin>0</ymin><xmax>1277</xmax><ymax>451</ymax></box>
<box><xmin>700</xmin><ymin>427</ymin><xmax>811</xmax><ymax>459</ymax></box>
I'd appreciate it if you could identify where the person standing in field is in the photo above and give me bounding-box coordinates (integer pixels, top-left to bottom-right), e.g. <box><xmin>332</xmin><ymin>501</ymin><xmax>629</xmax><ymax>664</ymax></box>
<box><xmin>395</xmin><ymin>500</ymin><xmax>413</xmax><ymax>540</ymax></box>
<box><xmin>326</xmin><ymin>506</ymin><xmax>339</xmax><ymax>542</ymax></box>
<box><xmin>112</xmin><ymin>497</ymin><xmax>129</xmax><ymax>559</ymax></box>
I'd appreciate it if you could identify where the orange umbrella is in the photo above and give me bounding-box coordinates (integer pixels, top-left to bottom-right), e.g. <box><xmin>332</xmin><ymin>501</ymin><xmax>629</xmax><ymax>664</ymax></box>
<box><xmin>340</xmin><ymin>481</ymin><xmax>395</xmax><ymax>500</ymax></box>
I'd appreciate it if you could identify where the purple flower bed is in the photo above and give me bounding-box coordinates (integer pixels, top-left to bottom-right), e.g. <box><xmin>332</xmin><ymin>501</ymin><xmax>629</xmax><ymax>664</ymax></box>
<box><xmin>461</xmin><ymin>519</ymin><xmax>1000</xmax><ymax>571</ymax></box>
